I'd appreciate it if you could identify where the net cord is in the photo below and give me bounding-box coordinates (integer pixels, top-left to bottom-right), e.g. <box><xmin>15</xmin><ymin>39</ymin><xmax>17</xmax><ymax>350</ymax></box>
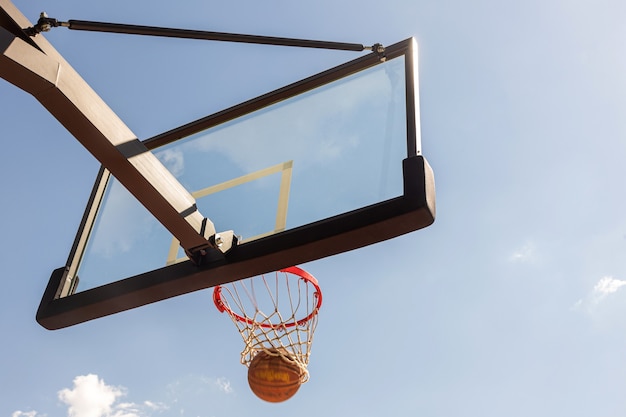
<box><xmin>215</xmin><ymin>270</ymin><xmax>320</xmax><ymax>383</ymax></box>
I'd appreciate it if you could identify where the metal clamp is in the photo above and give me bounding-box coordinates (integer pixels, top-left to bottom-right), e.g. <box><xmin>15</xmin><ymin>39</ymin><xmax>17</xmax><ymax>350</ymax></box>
<box><xmin>24</xmin><ymin>12</ymin><xmax>67</xmax><ymax>36</ymax></box>
<box><xmin>185</xmin><ymin>230</ymin><xmax>238</xmax><ymax>266</ymax></box>
<box><xmin>368</xmin><ymin>43</ymin><xmax>386</xmax><ymax>62</ymax></box>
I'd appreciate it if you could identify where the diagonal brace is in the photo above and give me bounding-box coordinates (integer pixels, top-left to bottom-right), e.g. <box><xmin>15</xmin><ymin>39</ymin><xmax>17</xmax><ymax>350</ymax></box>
<box><xmin>0</xmin><ymin>1</ymin><xmax>232</xmax><ymax>261</ymax></box>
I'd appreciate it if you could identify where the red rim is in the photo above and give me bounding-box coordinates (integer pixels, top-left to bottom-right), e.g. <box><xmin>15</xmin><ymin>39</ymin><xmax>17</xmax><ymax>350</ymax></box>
<box><xmin>213</xmin><ymin>266</ymin><xmax>322</xmax><ymax>329</ymax></box>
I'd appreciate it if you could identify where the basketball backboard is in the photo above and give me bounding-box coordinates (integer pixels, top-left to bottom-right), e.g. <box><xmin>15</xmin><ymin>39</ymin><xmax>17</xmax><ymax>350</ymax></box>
<box><xmin>36</xmin><ymin>37</ymin><xmax>435</xmax><ymax>329</ymax></box>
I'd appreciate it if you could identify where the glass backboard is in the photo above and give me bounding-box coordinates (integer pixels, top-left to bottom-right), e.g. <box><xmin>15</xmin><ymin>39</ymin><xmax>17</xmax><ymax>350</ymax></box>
<box><xmin>37</xmin><ymin>38</ymin><xmax>435</xmax><ymax>329</ymax></box>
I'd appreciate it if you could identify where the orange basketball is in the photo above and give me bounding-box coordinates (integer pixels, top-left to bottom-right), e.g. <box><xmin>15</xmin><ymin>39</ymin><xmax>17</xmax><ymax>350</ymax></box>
<box><xmin>247</xmin><ymin>350</ymin><xmax>304</xmax><ymax>402</ymax></box>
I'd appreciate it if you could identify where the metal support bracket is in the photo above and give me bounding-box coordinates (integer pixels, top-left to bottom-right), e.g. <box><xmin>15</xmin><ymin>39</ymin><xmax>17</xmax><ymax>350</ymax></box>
<box><xmin>23</xmin><ymin>12</ymin><xmax>63</xmax><ymax>35</ymax></box>
<box><xmin>24</xmin><ymin>12</ymin><xmax>385</xmax><ymax>57</ymax></box>
<box><xmin>185</xmin><ymin>230</ymin><xmax>238</xmax><ymax>266</ymax></box>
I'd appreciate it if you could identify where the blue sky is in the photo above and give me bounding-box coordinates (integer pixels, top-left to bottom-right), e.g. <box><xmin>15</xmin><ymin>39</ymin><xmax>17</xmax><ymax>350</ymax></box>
<box><xmin>3</xmin><ymin>0</ymin><xmax>626</xmax><ymax>416</ymax></box>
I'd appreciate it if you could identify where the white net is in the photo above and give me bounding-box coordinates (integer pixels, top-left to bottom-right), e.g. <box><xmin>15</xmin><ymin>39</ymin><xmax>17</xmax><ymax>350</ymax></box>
<box><xmin>213</xmin><ymin>267</ymin><xmax>321</xmax><ymax>383</ymax></box>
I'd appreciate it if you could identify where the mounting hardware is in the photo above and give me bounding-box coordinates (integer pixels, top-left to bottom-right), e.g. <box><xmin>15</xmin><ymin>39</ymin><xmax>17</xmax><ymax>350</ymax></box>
<box><xmin>368</xmin><ymin>43</ymin><xmax>386</xmax><ymax>62</ymax></box>
<box><xmin>184</xmin><ymin>231</ymin><xmax>238</xmax><ymax>266</ymax></box>
<box><xmin>214</xmin><ymin>233</ymin><xmax>223</xmax><ymax>247</ymax></box>
<box><xmin>209</xmin><ymin>231</ymin><xmax>237</xmax><ymax>253</ymax></box>
<box><xmin>24</xmin><ymin>12</ymin><xmax>67</xmax><ymax>36</ymax></box>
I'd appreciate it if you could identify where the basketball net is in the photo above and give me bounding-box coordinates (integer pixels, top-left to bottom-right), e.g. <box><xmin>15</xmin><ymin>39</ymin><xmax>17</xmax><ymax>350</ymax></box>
<box><xmin>213</xmin><ymin>266</ymin><xmax>322</xmax><ymax>383</ymax></box>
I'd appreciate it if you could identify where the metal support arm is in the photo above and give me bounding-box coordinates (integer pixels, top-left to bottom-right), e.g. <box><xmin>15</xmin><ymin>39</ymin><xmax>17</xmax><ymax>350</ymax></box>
<box><xmin>25</xmin><ymin>12</ymin><xmax>386</xmax><ymax>59</ymax></box>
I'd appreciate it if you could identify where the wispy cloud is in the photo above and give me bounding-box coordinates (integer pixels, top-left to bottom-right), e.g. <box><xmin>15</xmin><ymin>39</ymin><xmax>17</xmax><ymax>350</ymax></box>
<box><xmin>142</xmin><ymin>401</ymin><xmax>168</xmax><ymax>412</ymax></box>
<box><xmin>215</xmin><ymin>377</ymin><xmax>233</xmax><ymax>394</ymax></box>
<box><xmin>593</xmin><ymin>276</ymin><xmax>626</xmax><ymax>296</ymax></box>
<box><xmin>166</xmin><ymin>374</ymin><xmax>235</xmax><ymax>403</ymax></box>
<box><xmin>88</xmin><ymin>180</ymin><xmax>156</xmax><ymax>258</ymax></box>
<box><xmin>508</xmin><ymin>241</ymin><xmax>536</xmax><ymax>263</ymax></box>
<box><xmin>573</xmin><ymin>276</ymin><xmax>626</xmax><ymax>312</ymax></box>
<box><xmin>155</xmin><ymin>148</ymin><xmax>185</xmax><ymax>178</ymax></box>
<box><xmin>186</xmin><ymin>60</ymin><xmax>396</xmax><ymax>176</ymax></box>
<box><xmin>12</xmin><ymin>411</ymin><xmax>44</xmax><ymax>417</ymax></box>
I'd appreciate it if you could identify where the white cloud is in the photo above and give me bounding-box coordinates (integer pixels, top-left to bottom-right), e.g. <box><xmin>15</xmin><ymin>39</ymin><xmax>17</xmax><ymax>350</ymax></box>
<box><xmin>573</xmin><ymin>276</ymin><xmax>626</xmax><ymax>312</ymax></box>
<box><xmin>12</xmin><ymin>411</ymin><xmax>43</xmax><ymax>417</ymax></box>
<box><xmin>56</xmin><ymin>374</ymin><xmax>165</xmax><ymax>417</ymax></box>
<box><xmin>17</xmin><ymin>374</ymin><xmax>227</xmax><ymax>417</ymax></box>
<box><xmin>593</xmin><ymin>276</ymin><xmax>626</xmax><ymax>296</ymax></box>
<box><xmin>588</xmin><ymin>276</ymin><xmax>626</xmax><ymax>308</ymax></box>
<box><xmin>58</xmin><ymin>374</ymin><xmax>128</xmax><ymax>417</ymax></box>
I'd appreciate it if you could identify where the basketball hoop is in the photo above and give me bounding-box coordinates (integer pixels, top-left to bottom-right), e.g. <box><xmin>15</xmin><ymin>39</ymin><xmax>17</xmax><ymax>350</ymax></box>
<box><xmin>213</xmin><ymin>266</ymin><xmax>322</xmax><ymax>383</ymax></box>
